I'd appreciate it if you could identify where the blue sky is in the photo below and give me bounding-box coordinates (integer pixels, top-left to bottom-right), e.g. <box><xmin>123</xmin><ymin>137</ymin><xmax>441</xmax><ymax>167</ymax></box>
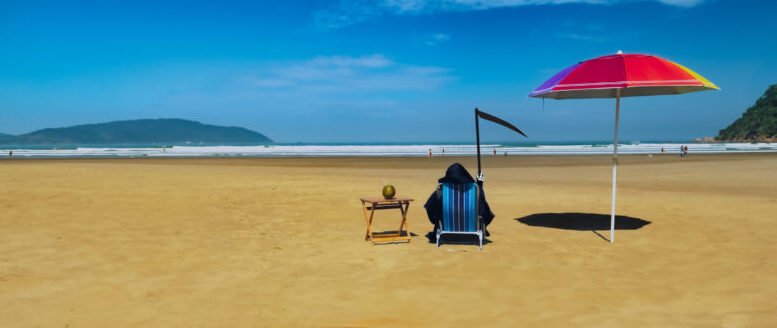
<box><xmin>1</xmin><ymin>0</ymin><xmax>775</xmax><ymax>142</ymax></box>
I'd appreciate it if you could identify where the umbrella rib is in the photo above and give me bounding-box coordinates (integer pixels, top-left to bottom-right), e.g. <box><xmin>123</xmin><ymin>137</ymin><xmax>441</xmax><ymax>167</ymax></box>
<box><xmin>552</xmin><ymin>79</ymin><xmax>702</xmax><ymax>88</ymax></box>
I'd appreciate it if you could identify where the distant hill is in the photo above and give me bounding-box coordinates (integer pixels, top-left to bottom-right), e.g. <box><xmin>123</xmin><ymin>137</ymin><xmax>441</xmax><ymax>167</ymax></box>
<box><xmin>0</xmin><ymin>119</ymin><xmax>272</xmax><ymax>145</ymax></box>
<box><xmin>716</xmin><ymin>84</ymin><xmax>777</xmax><ymax>142</ymax></box>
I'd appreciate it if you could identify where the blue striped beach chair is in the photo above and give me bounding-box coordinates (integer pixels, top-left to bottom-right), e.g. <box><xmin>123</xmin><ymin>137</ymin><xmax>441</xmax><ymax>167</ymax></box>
<box><xmin>437</xmin><ymin>182</ymin><xmax>484</xmax><ymax>250</ymax></box>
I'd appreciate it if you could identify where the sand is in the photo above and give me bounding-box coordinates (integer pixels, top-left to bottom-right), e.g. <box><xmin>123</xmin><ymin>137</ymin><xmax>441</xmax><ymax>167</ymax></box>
<box><xmin>1</xmin><ymin>154</ymin><xmax>776</xmax><ymax>327</ymax></box>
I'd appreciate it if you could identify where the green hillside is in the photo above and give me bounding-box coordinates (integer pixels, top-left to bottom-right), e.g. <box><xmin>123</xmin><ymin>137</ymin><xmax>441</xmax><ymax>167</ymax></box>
<box><xmin>0</xmin><ymin>119</ymin><xmax>272</xmax><ymax>145</ymax></box>
<box><xmin>717</xmin><ymin>84</ymin><xmax>777</xmax><ymax>142</ymax></box>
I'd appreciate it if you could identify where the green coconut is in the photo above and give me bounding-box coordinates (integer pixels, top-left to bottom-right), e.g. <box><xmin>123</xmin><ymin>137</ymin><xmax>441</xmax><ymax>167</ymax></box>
<box><xmin>382</xmin><ymin>184</ymin><xmax>396</xmax><ymax>199</ymax></box>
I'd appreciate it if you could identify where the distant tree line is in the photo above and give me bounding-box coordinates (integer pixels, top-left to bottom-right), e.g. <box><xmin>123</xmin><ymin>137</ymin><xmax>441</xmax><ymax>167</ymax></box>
<box><xmin>0</xmin><ymin>118</ymin><xmax>272</xmax><ymax>145</ymax></box>
<box><xmin>716</xmin><ymin>84</ymin><xmax>777</xmax><ymax>142</ymax></box>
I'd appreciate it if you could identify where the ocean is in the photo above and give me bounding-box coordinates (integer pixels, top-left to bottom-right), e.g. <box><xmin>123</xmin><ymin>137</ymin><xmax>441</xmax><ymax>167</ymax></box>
<box><xmin>2</xmin><ymin>142</ymin><xmax>776</xmax><ymax>158</ymax></box>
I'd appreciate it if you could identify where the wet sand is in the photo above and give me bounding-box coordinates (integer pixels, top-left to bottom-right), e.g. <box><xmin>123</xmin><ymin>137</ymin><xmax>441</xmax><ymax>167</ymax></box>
<box><xmin>1</xmin><ymin>154</ymin><xmax>776</xmax><ymax>327</ymax></box>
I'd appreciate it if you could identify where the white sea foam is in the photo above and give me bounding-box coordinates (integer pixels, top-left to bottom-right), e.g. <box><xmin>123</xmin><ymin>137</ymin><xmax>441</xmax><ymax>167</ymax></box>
<box><xmin>1</xmin><ymin>143</ymin><xmax>776</xmax><ymax>158</ymax></box>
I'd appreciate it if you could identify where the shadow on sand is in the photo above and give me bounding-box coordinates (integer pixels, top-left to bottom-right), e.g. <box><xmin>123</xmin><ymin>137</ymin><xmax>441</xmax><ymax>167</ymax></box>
<box><xmin>372</xmin><ymin>231</ymin><xmax>419</xmax><ymax>237</ymax></box>
<box><xmin>424</xmin><ymin>231</ymin><xmax>492</xmax><ymax>246</ymax></box>
<box><xmin>515</xmin><ymin>213</ymin><xmax>651</xmax><ymax>242</ymax></box>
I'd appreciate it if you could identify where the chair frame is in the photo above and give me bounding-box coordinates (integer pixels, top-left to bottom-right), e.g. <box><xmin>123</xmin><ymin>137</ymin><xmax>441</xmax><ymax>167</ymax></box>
<box><xmin>435</xmin><ymin>182</ymin><xmax>484</xmax><ymax>250</ymax></box>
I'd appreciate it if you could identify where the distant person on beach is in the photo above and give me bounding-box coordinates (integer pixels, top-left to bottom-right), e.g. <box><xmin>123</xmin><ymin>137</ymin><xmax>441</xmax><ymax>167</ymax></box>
<box><xmin>442</xmin><ymin>148</ymin><xmax>445</xmax><ymax>157</ymax></box>
<box><xmin>493</xmin><ymin>148</ymin><xmax>497</xmax><ymax>157</ymax></box>
<box><xmin>661</xmin><ymin>147</ymin><xmax>665</xmax><ymax>153</ymax></box>
<box><xmin>8</xmin><ymin>151</ymin><xmax>12</xmax><ymax>158</ymax></box>
<box><xmin>684</xmin><ymin>145</ymin><xmax>689</xmax><ymax>157</ymax></box>
<box><xmin>428</xmin><ymin>149</ymin><xmax>432</xmax><ymax>159</ymax></box>
<box><xmin>680</xmin><ymin>145</ymin><xmax>685</xmax><ymax>157</ymax></box>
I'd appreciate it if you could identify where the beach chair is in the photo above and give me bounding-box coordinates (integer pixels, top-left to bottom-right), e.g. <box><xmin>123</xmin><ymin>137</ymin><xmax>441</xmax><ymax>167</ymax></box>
<box><xmin>436</xmin><ymin>182</ymin><xmax>484</xmax><ymax>250</ymax></box>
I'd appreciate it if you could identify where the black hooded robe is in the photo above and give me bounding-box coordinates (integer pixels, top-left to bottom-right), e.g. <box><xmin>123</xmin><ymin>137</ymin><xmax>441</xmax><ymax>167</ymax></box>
<box><xmin>423</xmin><ymin>163</ymin><xmax>495</xmax><ymax>230</ymax></box>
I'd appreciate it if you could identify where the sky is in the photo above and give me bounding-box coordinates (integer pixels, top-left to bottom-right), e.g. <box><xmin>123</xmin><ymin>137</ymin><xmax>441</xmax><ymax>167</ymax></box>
<box><xmin>1</xmin><ymin>0</ymin><xmax>776</xmax><ymax>143</ymax></box>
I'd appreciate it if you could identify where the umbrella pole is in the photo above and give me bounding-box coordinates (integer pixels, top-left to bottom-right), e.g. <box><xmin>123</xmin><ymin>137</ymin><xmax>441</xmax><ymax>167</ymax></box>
<box><xmin>610</xmin><ymin>89</ymin><xmax>621</xmax><ymax>243</ymax></box>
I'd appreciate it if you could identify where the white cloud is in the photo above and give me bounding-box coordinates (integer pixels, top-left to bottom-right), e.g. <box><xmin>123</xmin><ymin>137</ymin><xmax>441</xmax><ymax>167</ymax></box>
<box><xmin>384</xmin><ymin>0</ymin><xmax>430</xmax><ymax>12</ymax></box>
<box><xmin>425</xmin><ymin>33</ymin><xmax>452</xmax><ymax>46</ymax></box>
<box><xmin>315</xmin><ymin>0</ymin><xmax>709</xmax><ymax>28</ymax></box>
<box><xmin>656</xmin><ymin>0</ymin><xmax>707</xmax><ymax>7</ymax></box>
<box><xmin>151</xmin><ymin>54</ymin><xmax>456</xmax><ymax>130</ymax></box>
<box><xmin>307</xmin><ymin>54</ymin><xmax>394</xmax><ymax>68</ymax></box>
<box><xmin>235</xmin><ymin>54</ymin><xmax>451</xmax><ymax>94</ymax></box>
<box><xmin>383</xmin><ymin>0</ymin><xmax>709</xmax><ymax>12</ymax></box>
<box><xmin>248</xmin><ymin>78</ymin><xmax>295</xmax><ymax>88</ymax></box>
<box><xmin>554</xmin><ymin>32</ymin><xmax>605</xmax><ymax>42</ymax></box>
<box><xmin>553</xmin><ymin>22</ymin><xmax>606</xmax><ymax>42</ymax></box>
<box><xmin>383</xmin><ymin>0</ymin><xmax>608</xmax><ymax>13</ymax></box>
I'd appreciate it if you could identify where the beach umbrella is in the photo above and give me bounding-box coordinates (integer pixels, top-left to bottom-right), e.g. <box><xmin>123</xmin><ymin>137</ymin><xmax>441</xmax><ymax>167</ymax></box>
<box><xmin>529</xmin><ymin>52</ymin><xmax>718</xmax><ymax>243</ymax></box>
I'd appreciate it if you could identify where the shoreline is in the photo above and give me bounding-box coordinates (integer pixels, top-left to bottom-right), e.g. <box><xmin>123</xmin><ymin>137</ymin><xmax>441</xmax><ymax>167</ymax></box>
<box><xmin>2</xmin><ymin>152</ymin><xmax>775</xmax><ymax>166</ymax></box>
<box><xmin>3</xmin><ymin>142</ymin><xmax>776</xmax><ymax>159</ymax></box>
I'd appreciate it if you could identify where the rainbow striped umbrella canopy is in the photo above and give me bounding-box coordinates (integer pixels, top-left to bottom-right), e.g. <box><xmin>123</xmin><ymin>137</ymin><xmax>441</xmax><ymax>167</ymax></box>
<box><xmin>528</xmin><ymin>52</ymin><xmax>718</xmax><ymax>243</ymax></box>
<box><xmin>529</xmin><ymin>53</ymin><xmax>718</xmax><ymax>99</ymax></box>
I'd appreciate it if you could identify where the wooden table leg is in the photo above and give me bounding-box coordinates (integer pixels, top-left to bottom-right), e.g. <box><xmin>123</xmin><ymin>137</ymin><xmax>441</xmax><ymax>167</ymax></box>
<box><xmin>362</xmin><ymin>201</ymin><xmax>376</xmax><ymax>242</ymax></box>
<box><xmin>398</xmin><ymin>201</ymin><xmax>411</xmax><ymax>242</ymax></box>
<box><xmin>405</xmin><ymin>202</ymin><xmax>411</xmax><ymax>241</ymax></box>
<box><xmin>369</xmin><ymin>206</ymin><xmax>377</xmax><ymax>244</ymax></box>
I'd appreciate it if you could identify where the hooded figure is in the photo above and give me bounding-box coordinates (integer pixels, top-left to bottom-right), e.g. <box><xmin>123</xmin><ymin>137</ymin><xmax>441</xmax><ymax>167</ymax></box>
<box><xmin>424</xmin><ymin>163</ymin><xmax>495</xmax><ymax>232</ymax></box>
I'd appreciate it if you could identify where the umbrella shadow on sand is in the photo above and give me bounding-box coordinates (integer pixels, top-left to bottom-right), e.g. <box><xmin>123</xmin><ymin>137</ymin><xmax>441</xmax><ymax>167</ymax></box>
<box><xmin>515</xmin><ymin>213</ymin><xmax>651</xmax><ymax>242</ymax></box>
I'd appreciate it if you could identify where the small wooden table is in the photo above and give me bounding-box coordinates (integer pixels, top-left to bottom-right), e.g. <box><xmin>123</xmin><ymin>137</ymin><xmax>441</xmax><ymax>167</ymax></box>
<box><xmin>360</xmin><ymin>197</ymin><xmax>413</xmax><ymax>244</ymax></box>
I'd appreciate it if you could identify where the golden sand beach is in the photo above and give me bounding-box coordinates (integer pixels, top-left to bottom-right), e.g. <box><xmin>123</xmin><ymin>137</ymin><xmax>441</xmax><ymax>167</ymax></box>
<box><xmin>1</xmin><ymin>154</ymin><xmax>776</xmax><ymax>327</ymax></box>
